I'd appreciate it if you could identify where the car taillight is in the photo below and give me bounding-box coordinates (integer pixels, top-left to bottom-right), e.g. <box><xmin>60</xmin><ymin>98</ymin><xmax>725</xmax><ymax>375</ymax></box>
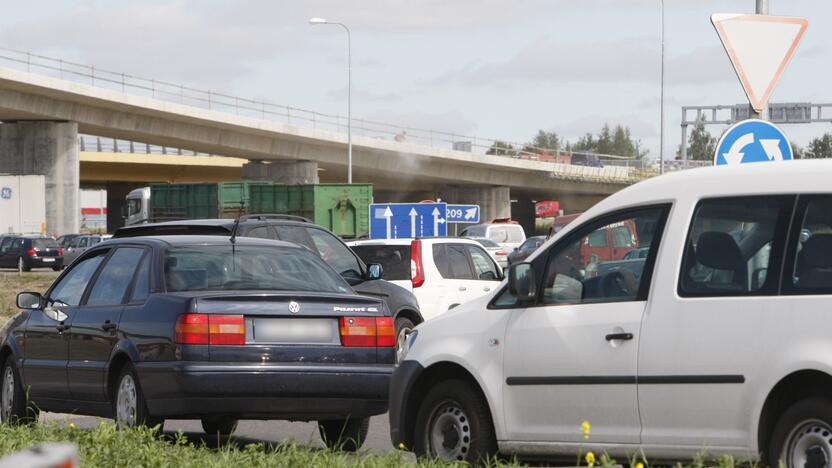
<box><xmin>57</xmin><ymin>248</ymin><xmax>64</xmax><ymax>256</ymax></box>
<box><xmin>26</xmin><ymin>249</ymin><xmax>36</xmax><ymax>257</ymax></box>
<box><xmin>496</xmin><ymin>250</ymin><xmax>507</xmax><ymax>256</ymax></box>
<box><xmin>339</xmin><ymin>316</ymin><xmax>396</xmax><ymax>347</ymax></box>
<box><xmin>410</xmin><ymin>239</ymin><xmax>425</xmax><ymax>288</ymax></box>
<box><xmin>175</xmin><ymin>314</ymin><xmax>244</xmax><ymax>345</ymax></box>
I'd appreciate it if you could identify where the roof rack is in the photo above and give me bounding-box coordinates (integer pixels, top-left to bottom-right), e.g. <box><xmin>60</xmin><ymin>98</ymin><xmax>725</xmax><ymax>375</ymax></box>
<box><xmin>239</xmin><ymin>214</ymin><xmax>312</xmax><ymax>223</ymax></box>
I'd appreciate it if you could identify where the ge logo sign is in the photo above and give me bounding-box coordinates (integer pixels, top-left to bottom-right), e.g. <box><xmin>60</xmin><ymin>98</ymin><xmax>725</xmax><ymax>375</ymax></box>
<box><xmin>0</xmin><ymin>187</ymin><xmax>11</xmax><ymax>200</ymax></box>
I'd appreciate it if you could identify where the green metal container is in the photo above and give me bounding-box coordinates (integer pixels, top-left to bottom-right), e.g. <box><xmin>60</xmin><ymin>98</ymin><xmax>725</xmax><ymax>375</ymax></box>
<box><xmin>150</xmin><ymin>181</ymin><xmax>270</xmax><ymax>220</ymax></box>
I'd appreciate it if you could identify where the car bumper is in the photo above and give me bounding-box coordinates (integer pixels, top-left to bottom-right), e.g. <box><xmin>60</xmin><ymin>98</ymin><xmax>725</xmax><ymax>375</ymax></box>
<box><xmin>137</xmin><ymin>362</ymin><xmax>393</xmax><ymax>420</ymax></box>
<box><xmin>388</xmin><ymin>360</ymin><xmax>425</xmax><ymax>449</ymax></box>
<box><xmin>28</xmin><ymin>257</ymin><xmax>62</xmax><ymax>268</ymax></box>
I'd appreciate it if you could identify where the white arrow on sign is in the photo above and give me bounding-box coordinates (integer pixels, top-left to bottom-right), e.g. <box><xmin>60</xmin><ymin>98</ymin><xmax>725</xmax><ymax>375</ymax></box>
<box><xmin>723</xmin><ymin>132</ymin><xmax>755</xmax><ymax>165</ymax></box>
<box><xmin>464</xmin><ymin>207</ymin><xmax>477</xmax><ymax>220</ymax></box>
<box><xmin>432</xmin><ymin>207</ymin><xmax>442</xmax><ymax>235</ymax></box>
<box><xmin>711</xmin><ymin>14</ymin><xmax>808</xmax><ymax>112</ymax></box>
<box><xmin>383</xmin><ymin>206</ymin><xmax>393</xmax><ymax>239</ymax></box>
<box><xmin>409</xmin><ymin>208</ymin><xmax>417</xmax><ymax>236</ymax></box>
<box><xmin>760</xmin><ymin>139</ymin><xmax>783</xmax><ymax>161</ymax></box>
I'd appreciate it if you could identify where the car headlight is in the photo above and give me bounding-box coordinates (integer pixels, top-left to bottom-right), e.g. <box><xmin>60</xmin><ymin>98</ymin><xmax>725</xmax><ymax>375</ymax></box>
<box><xmin>400</xmin><ymin>329</ymin><xmax>418</xmax><ymax>361</ymax></box>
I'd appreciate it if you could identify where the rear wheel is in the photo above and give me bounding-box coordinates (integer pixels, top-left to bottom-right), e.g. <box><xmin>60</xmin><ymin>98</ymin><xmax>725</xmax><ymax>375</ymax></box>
<box><xmin>395</xmin><ymin>317</ymin><xmax>415</xmax><ymax>363</ymax></box>
<box><xmin>0</xmin><ymin>358</ymin><xmax>37</xmax><ymax>425</ymax></box>
<box><xmin>318</xmin><ymin>417</ymin><xmax>370</xmax><ymax>452</ymax></box>
<box><xmin>767</xmin><ymin>397</ymin><xmax>832</xmax><ymax>468</ymax></box>
<box><xmin>414</xmin><ymin>379</ymin><xmax>496</xmax><ymax>464</ymax></box>
<box><xmin>201</xmin><ymin>417</ymin><xmax>238</xmax><ymax>436</ymax></box>
<box><xmin>113</xmin><ymin>364</ymin><xmax>161</xmax><ymax>430</ymax></box>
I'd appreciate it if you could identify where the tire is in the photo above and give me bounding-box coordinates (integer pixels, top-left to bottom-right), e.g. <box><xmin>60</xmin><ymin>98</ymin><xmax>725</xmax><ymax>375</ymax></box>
<box><xmin>395</xmin><ymin>317</ymin><xmax>415</xmax><ymax>363</ymax></box>
<box><xmin>0</xmin><ymin>358</ymin><xmax>38</xmax><ymax>425</ymax></box>
<box><xmin>113</xmin><ymin>364</ymin><xmax>162</xmax><ymax>429</ymax></box>
<box><xmin>201</xmin><ymin>417</ymin><xmax>238</xmax><ymax>436</ymax></box>
<box><xmin>414</xmin><ymin>379</ymin><xmax>497</xmax><ymax>464</ymax></box>
<box><xmin>766</xmin><ymin>397</ymin><xmax>832</xmax><ymax>468</ymax></box>
<box><xmin>318</xmin><ymin>417</ymin><xmax>370</xmax><ymax>452</ymax></box>
<box><xmin>17</xmin><ymin>258</ymin><xmax>30</xmax><ymax>273</ymax></box>
<box><xmin>51</xmin><ymin>266</ymin><xmax>62</xmax><ymax>272</ymax></box>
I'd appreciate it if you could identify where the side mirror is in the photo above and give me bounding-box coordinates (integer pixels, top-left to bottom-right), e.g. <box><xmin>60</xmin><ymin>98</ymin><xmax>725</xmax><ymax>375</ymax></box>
<box><xmin>16</xmin><ymin>292</ymin><xmax>43</xmax><ymax>310</ymax></box>
<box><xmin>366</xmin><ymin>263</ymin><xmax>383</xmax><ymax>280</ymax></box>
<box><xmin>508</xmin><ymin>263</ymin><xmax>537</xmax><ymax>301</ymax></box>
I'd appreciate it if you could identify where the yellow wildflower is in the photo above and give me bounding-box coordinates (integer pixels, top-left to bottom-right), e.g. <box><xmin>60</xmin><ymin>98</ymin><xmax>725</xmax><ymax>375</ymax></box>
<box><xmin>581</xmin><ymin>420</ymin><xmax>591</xmax><ymax>440</ymax></box>
<box><xmin>635</xmin><ymin>463</ymin><xmax>644</xmax><ymax>468</ymax></box>
<box><xmin>68</xmin><ymin>423</ymin><xmax>76</xmax><ymax>430</ymax></box>
<box><xmin>398</xmin><ymin>442</ymin><xmax>406</xmax><ymax>450</ymax></box>
<box><xmin>585</xmin><ymin>451</ymin><xmax>596</xmax><ymax>467</ymax></box>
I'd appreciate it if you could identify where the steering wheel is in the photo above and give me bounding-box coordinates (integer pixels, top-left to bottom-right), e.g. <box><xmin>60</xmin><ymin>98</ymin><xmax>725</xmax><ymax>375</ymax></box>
<box><xmin>601</xmin><ymin>270</ymin><xmax>637</xmax><ymax>298</ymax></box>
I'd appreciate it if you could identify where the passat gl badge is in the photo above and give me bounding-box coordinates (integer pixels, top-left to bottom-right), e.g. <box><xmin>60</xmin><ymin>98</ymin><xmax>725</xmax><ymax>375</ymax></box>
<box><xmin>288</xmin><ymin>301</ymin><xmax>301</xmax><ymax>314</ymax></box>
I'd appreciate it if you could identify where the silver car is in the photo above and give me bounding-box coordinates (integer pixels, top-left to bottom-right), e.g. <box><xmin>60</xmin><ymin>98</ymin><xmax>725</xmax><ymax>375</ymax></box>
<box><xmin>62</xmin><ymin>233</ymin><xmax>112</xmax><ymax>265</ymax></box>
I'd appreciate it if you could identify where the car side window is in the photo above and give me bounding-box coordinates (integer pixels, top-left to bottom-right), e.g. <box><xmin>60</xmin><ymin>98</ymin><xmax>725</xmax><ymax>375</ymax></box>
<box><xmin>679</xmin><ymin>196</ymin><xmax>792</xmax><ymax>297</ymax></box>
<box><xmin>48</xmin><ymin>251</ymin><xmax>108</xmax><ymax>306</ymax></box>
<box><xmin>305</xmin><ymin>228</ymin><xmax>363</xmax><ymax>280</ymax></box>
<box><xmin>128</xmin><ymin>253</ymin><xmax>152</xmax><ymax>303</ymax></box>
<box><xmin>787</xmin><ymin>196</ymin><xmax>832</xmax><ymax>293</ymax></box>
<box><xmin>0</xmin><ymin>237</ymin><xmax>11</xmax><ymax>252</ymax></box>
<box><xmin>245</xmin><ymin>225</ymin><xmax>273</xmax><ymax>240</ymax></box>
<box><xmin>538</xmin><ymin>207</ymin><xmax>666</xmax><ymax>305</ymax></box>
<box><xmin>447</xmin><ymin>245</ymin><xmax>475</xmax><ymax>280</ymax></box>
<box><xmin>274</xmin><ymin>225</ymin><xmax>316</xmax><ymax>251</ymax></box>
<box><xmin>433</xmin><ymin>244</ymin><xmax>450</xmax><ymax>277</ymax></box>
<box><xmin>467</xmin><ymin>245</ymin><xmax>499</xmax><ymax>280</ymax></box>
<box><xmin>86</xmin><ymin>247</ymin><xmax>146</xmax><ymax>306</ymax></box>
<box><xmin>78</xmin><ymin>237</ymin><xmax>89</xmax><ymax>248</ymax></box>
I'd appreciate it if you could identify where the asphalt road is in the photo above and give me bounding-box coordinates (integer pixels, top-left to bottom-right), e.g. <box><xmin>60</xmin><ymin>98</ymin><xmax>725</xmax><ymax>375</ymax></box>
<box><xmin>40</xmin><ymin>412</ymin><xmax>405</xmax><ymax>456</ymax></box>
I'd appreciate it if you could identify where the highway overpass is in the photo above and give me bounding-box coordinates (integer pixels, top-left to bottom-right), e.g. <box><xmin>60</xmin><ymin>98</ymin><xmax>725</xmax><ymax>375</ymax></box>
<box><xmin>0</xmin><ymin>51</ymin><xmax>659</xmax><ymax>234</ymax></box>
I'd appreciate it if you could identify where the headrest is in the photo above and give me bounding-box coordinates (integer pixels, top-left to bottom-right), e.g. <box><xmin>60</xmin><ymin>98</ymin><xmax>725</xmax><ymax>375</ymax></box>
<box><xmin>696</xmin><ymin>231</ymin><xmax>742</xmax><ymax>270</ymax></box>
<box><xmin>801</xmin><ymin>234</ymin><xmax>832</xmax><ymax>270</ymax></box>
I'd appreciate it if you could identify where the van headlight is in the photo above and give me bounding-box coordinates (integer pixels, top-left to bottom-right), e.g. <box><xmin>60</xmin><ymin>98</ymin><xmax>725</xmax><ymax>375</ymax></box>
<box><xmin>401</xmin><ymin>329</ymin><xmax>418</xmax><ymax>361</ymax></box>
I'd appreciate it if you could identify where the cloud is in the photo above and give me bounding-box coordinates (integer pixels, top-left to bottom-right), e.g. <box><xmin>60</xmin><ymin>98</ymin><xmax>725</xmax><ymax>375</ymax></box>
<box><xmin>325</xmin><ymin>86</ymin><xmax>403</xmax><ymax>103</ymax></box>
<box><xmin>365</xmin><ymin>109</ymin><xmax>478</xmax><ymax>137</ymax></box>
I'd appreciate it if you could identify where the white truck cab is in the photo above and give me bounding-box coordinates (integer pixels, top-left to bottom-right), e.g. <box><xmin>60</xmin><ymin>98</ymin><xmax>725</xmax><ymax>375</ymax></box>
<box><xmin>124</xmin><ymin>187</ymin><xmax>150</xmax><ymax>226</ymax></box>
<box><xmin>390</xmin><ymin>160</ymin><xmax>832</xmax><ymax>467</ymax></box>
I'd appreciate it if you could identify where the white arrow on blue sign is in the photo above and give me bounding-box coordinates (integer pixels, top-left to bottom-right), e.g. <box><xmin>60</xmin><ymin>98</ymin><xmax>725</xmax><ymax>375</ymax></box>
<box><xmin>446</xmin><ymin>204</ymin><xmax>480</xmax><ymax>224</ymax></box>
<box><xmin>369</xmin><ymin>203</ymin><xmax>447</xmax><ymax>239</ymax></box>
<box><xmin>714</xmin><ymin>119</ymin><xmax>792</xmax><ymax>166</ymax></box>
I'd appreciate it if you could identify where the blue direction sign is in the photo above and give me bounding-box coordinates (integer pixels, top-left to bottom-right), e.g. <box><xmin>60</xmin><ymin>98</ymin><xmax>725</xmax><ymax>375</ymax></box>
<box><xmin>369</xmin><ymin>203</ymin><xmax>447</xmax><ymax>239</ymax></box>
<box><xmin>714</xmin><ymin>119</ymin><xmax>792</xmax><ymax>166</ymax></box>
<box><xmin>446</xmin><ymin>204</ymin><xmax>480</xmax><ymax>224</ymax></box>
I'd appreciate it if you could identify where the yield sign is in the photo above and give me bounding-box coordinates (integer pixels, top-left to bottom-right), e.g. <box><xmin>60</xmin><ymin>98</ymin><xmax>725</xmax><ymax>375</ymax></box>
<box><xmin>711</xmin><ymin>14</ymin><xmax>808</xmax><ymax>113</ymax></box>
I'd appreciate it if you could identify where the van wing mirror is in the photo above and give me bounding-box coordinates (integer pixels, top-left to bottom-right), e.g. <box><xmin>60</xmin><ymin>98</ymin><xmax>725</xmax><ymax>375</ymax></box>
<box><xmin>508</xmin><ymin>263</ymin><xmax>537</xmax><ymax>301</ymax></box>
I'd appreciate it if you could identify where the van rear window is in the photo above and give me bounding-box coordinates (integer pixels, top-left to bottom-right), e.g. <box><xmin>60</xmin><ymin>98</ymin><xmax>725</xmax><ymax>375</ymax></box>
<box><xmin>351</xmin><ymin>245</ymin><xmax>411</xmax><ymax>281</ymax></box>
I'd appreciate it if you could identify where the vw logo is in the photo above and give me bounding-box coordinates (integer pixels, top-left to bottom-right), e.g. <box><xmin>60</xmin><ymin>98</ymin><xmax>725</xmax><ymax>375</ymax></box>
<box><xmin>288</xmin><ymin>301</ymin><xmax>301</xmax><ymax>314</ymax></box>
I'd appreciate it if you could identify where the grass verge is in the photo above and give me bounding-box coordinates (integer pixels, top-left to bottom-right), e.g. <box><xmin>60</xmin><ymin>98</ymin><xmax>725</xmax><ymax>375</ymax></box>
<box><xmin>0</xmin><ymin>272</ymin><xmax>55</xmax><ymax>321</ymax></box>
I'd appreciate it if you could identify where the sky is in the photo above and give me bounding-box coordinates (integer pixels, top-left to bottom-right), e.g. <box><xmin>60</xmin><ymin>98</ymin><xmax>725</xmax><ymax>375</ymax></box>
<box><xmin>0</xmin><ymin>0</ymin><xmax>829</xmax><ymax>160</ymax></box>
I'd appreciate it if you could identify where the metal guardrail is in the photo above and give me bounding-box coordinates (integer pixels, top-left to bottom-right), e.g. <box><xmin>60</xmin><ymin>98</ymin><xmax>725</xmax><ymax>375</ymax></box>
<box><xmin>0</xmin><ymin>47</ymin><xmax>710</xmax><ymax>183</ymax></box>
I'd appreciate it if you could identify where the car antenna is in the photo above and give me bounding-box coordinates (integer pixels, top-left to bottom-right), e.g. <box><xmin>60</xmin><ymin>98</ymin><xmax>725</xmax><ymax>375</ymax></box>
<box><xmin>229</xmin><ymin>200</ymin><xmax>244</xmax><ymax>268</ymax></box>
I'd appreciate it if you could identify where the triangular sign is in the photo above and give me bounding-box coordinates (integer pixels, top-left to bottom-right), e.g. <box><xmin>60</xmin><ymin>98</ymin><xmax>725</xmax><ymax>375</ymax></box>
<box><xmin>711</xmin><ymin>14</ymin><xmax>808</xmax><ymax>112</ymax></box>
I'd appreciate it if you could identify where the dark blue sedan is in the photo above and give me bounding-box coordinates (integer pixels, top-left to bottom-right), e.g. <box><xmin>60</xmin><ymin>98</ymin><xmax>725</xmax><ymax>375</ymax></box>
<box><xmin>3</xmin><ymin>235</ymin><xmax>395</xmax><ymax>450</ymax></box>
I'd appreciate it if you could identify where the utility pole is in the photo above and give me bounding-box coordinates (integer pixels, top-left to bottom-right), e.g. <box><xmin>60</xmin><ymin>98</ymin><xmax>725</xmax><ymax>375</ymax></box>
<box><xmin>755</xmin><ymin>0</ymin><xmax>769</xmax><ymax>120</ymax></box>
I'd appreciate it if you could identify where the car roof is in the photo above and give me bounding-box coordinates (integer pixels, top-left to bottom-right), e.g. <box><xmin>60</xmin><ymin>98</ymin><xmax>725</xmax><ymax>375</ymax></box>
<box><xmin>348</xmin><ymin>237</ymin><xmax>482</xmax><ymax>246</ymax></box>
<box><xmin>101</xmin><ymin>235</ymin><xmax>303</xmax><ymax>249</ymax></box>
<box><xmin>114</xmin><ymin>217</ymin><xmax>319</xmax><ymax>236</ymax></box>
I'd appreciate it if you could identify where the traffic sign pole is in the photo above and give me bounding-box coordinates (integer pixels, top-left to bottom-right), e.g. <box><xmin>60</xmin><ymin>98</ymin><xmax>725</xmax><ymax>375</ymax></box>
<box><xmin>755</xmin><ymin>0</ymin><xmax>768</xmax><ymax>120</ymax></box>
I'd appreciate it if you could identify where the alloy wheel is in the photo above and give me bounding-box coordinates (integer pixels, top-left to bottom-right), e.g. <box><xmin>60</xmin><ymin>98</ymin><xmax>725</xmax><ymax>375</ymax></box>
<box><xmin>396</xmin><ymin>326</ymin><xmax>412</xmax><ymax>362</ymax></box>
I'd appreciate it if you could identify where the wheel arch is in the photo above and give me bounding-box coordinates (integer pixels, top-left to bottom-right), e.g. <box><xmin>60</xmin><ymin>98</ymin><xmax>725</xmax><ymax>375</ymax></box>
<box><xmin>757</xmin><ymin>369</ymin><xmax>832</xmax><ymax>454</ymax></box>
<box><xmin>394</xmin><ymin>308</ymin><xmax>423</xmax><ymax>326</ymax></box>
<box><xmin>401</xmin><ymin>360</ymin><xmax>495</xmax><ymax>450</ymax></box>
<box><xmin>106</xmin><ymin>340</ymin><xmax>141</xmax><ymax>401</ymax></box>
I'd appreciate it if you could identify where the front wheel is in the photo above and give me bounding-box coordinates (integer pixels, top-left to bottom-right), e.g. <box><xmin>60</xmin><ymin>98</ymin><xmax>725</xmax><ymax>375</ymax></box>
<box><xmin>413</xmin><ymin>379</ymin><xmax>497</xmax><ymax>464</ymax></box>
<box><xmin>767</xmin><ymin>397</ymin><xmax>832</xmax><ymax>468</ymax></box>
<box><xmin>113</xmin><ymin>364</ymin><xmax>161</xmax><ymax>429</ymax></box>
<box><xmin>0</xmin><ymin>358</ymin><xmax>37</xmax><ymax>424</ymax></box>
<box><xmin>318</xmin><ymin>417</ymin><xmax>370</xmax><ymax>452</ymax></box>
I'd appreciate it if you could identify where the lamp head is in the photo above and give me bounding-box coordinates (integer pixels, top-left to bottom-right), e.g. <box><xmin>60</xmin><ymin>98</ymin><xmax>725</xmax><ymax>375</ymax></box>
<box><xmin>309</xmin><ymin>17</ymin><xmax>328</xmax><ymax>25</ymax></box>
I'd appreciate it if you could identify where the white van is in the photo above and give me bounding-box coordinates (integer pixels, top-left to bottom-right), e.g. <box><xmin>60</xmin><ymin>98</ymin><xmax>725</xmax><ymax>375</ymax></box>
<box><xmin>389</xmin><ymin>160</ymin><xmax>832</xmax><ymax>467</ymax></box>
<box><xmin>460</xmin><ymin>223</ymin><xmax>526</xmax><ymax>251</ymax></box>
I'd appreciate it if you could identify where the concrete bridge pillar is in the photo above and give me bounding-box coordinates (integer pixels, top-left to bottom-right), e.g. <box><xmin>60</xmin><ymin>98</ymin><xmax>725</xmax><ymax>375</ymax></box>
<box><xmin>242</xmin><ymin>160</ymin><xmax>319</xmax><ymax>184</ymax></box>
<box><xmin>0</xmin><ymin>121</ymin><xmax>79</xmax><ymax>236</ymax></box>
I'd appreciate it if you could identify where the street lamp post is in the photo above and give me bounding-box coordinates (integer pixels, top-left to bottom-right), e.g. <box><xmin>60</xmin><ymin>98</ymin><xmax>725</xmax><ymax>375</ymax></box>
<box><xmin>309</xmin><ymin>17</ymin><xmax>352</xmax><ymax>184</ymax></box>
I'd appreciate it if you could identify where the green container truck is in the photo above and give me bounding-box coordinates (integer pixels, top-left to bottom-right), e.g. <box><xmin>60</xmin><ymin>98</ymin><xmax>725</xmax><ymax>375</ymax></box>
<box><xmin>149</xmin><ymin>182</ymin><xmax>373</xmax><ymax>238</ymax></box>
<box><xmin>249</xmin><ymin>184</ymin><xmax>373</xmax><ymax>239</ymax></box>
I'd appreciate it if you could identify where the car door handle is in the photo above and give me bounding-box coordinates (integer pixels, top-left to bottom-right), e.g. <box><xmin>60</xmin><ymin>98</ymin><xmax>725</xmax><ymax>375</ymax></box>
<box><xmin>458</xmin><ymin>286</ymin><xmax>467</xmax><ymax>291</ymax></box>
<box><xmin>101</xmin><ymin>321</ymin><xmax>117</xmax><ymax>332</ymax></box>
<box><xmin>605</xmin><ymin>333</ymin><xmax>633</xmax><ymax>341</ymax></box>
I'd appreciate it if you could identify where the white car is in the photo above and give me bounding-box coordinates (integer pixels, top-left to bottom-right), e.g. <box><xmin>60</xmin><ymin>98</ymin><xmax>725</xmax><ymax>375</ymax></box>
<box><xmin>460</xmin><ymin>223</ymin><xmax>526</xmax><ymax>251</ymax></box>
<box><xmin>348</xmin><ymin>238</ymin><xmax>503</xmax><ymax>324</ymax></box>
<box><xmin>389</xmin><ymin>160</ymin><xmax>832</xmax><ymax>467</ymax></box>
<box><xmin>467</xmin><ymin>237</ymin><xmax>509</xmax><ymax>268</ymax></box>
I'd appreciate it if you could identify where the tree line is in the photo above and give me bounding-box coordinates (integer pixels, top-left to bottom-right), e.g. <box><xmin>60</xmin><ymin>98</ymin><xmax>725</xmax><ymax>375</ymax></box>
<box><xmin>487</xmin><ymin>124</ymin><xmax>648</xmax><ymax>159</ymax></box>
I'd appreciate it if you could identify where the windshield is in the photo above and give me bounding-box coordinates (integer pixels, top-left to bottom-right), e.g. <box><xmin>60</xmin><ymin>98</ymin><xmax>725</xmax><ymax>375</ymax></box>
<box><xmin>164</xmin><ymin>245</ymin><xmax>352</xmax><ymax>294</ymax></box>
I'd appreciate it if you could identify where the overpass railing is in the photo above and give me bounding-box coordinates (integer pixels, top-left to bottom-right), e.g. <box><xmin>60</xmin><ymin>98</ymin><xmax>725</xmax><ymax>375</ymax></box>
<box><xmin>0</xmin><ymin>47</ymin><xmax>707</xmax><ymax>183</ymax></box>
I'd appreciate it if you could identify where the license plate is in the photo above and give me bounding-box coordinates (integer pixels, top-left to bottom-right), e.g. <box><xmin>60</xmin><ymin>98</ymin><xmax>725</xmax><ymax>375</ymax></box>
<box><xmin>41</xmin><ymin>258</ymin><xmax>55</xmax><ymax>263</ymax></box>
<box><xmin>251</xmin><ymin>318</ymin><xmax>337</xmax><ymax>344</ymax></box>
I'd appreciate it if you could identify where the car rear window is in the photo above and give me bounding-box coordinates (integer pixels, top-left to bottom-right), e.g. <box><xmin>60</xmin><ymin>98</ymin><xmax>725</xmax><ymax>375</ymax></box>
<box><xmin>474</xmin><ymin>238</ymin><xmax>500</xmax><ymax>248</ymax></box>
<box><xmin>164</xmin><ymin>245</ymin><xmax>352</xmax><ymax>294</ymax></box>
<box><xmin>33</xmin><ymin>239</ymin><xmax>58</xmax><ymax>249</ymax></box>
<box><xmin>351</xmin><ymin>245</ymin><xmax>411</xmax><ymax>281</ymax></box>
